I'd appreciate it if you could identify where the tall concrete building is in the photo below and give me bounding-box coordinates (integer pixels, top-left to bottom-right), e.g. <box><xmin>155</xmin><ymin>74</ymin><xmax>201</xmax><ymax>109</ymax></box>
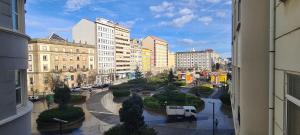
<box><xmin>230</xmin><ymin>0</ymin><xmax>300</xmax><ymax>135</ymax></box>
<box><xmin>27</xmin><ymin>34</ymin><xmax>96</xmax><ymax>94</ymax></box>
<box><xmin>73</xmin><ymin>18</ymin><xmax>131</xmax><ymax>84</ymax></box>
<box><xmin>142</xmin><ymin>36</ymin><xmax>168</xmax><ymax>74</ymax></box>
<box><xmin>141</xmin><ymin>48</ymin><xmax>152</xmax><ymax>74</ymax></box>
<box><xmin>0</xmin><ymin>0</ymin><xmax>32</xmax><ymax>135</ymax></box>
<box><xmin>130</xmin><ymin>39</ymin><xmax>142</xmax><ymax>73</ymax></box>
<box><xmin>115</xmin><ymin>24</ymin><xmax>131</xmax><ymax>79</ymax></box>
<box><xmin>176</xmin><ymin>49</ymin><xmax>222</xmax><ymax>71</ymax></box>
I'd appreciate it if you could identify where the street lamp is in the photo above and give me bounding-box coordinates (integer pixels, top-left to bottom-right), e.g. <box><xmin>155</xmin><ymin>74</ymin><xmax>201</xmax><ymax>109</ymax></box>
<box><xmin>52</xmin><ymin>118</ymin><xmax>68</xmax><ymax>135</ymax></box>
<box><xmin>208</xmin><ymin>101</ymin><xmax>215</xmax><ymax>135</ymax></box>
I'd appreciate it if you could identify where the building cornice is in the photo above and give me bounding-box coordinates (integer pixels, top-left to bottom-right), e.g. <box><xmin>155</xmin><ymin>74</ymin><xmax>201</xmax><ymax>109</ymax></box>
<box><xmin>0</xmin><ymin>26</ymin><xmax>30</xmax><ymax>40</ymax></box>
<box><xmin>29</xmin><ymin>39</ymin><xmax>95</xmax><ymax>48</ymax></box>
<box><xmin>0</xmin><ymin>101</ymin><xmax>33</xmax><ymax>126</ymax></box>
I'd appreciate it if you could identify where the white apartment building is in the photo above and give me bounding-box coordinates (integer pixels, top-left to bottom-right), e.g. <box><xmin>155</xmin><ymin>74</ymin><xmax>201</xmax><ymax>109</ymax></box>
<box><xmin>73</xmin><ymin>18</ymin><xmax>132</xmax><ymax>84</ymax></box>
<box><xmin>176</xmin><ymin>49</ymin><xmax>222</xmax><ymax>71</ymax></box>
<box><xmin>130</xmin><ymin>39</ymin><xmax>142</xmax><ymax>72</ymax></box>
<box><xmin>231</xmin><ymin>0</ymin><xmax>300</xmax><ymax>135</ymax></box>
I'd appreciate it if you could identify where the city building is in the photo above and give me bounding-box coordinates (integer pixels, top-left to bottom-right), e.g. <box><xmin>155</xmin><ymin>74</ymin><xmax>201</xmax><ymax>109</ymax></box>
<box><xmin>168</xmin><ymin>52</ymin><xmax>176</xmax><ymax>71</ymax></box>
<box><xmin>0</xmin><ymin>0</ymin><xmax>32</xmax><ymax>135</ymax></box>
<box><xmin>230</xmin><ymin>0</ymin><xmax>300</xmax><ymax>135</ymax></box>
<box><xmin>72</xmin><ymin>18</ymin><xmax>132</xmax><ymax>84</ymax></box>
<box><xmin>115</xmin><ymin>24</ymin><xmax>131</xmax><ymax>79</ymax></box>
<box><xmin>176</xmin><ymin>49</ymin><xmax>222</xmax><ymax>71</ymax></box>
<box><xmin>141</xmin><ymin>48</ymin><xmax>152</xmax><ymax>74</ymax></box>
<box><xmin>130</xmin><ymin>39</ymin><xmax>142</xmax><ymax>76</ymax></box>
<box><xmin>142</xmin><ymin>36</ymin><xmax>168</xmax><ymax>74</ymax></box>
<box><xmin>27</xmin><ymin>34</ymin><xmax>96</xmax><ymax>94</ymax></box>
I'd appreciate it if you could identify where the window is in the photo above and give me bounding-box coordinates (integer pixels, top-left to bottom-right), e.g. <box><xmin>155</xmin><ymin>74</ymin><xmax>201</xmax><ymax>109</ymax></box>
<box><xmin>30</xmin><ymin>77</ymin><xmax>33</xmax><ymax>85</ymax></box>
<box><xmin>76</xmin><ymin>49</ymin><xmax>79</xmax><ymax>53</ymax></box>
<box><xmin>77</xmin><ymin>56</ymin><xmax>80</xmax><ymax>61</ymax></box>
<box><xmin>12</xmin><ymin>0</ymin><xmax>18</xmax><ymax>30</ymax></box>
<box><xmin>15</xmin><ymin>70</ymin><xmax>22</xmax><ymax>105</ymax></box>
<box><xmin>90</xmin><ymin>65</ymin><xmax>93</xmax><ymax>69</ymax></box>
<box><xmin>71</xmin><ymin>75</ymin><xmax>74</xmax><ymax>81</ymax></box>
<box><xmin>77</xmin><ymin>64</ymin><xmax>80</xmax><ymax>69</ymax></box>
<box><xmin>29</xmin><ymin>64</ymin><xmax>32</xmax><ymax>71</ymax></box>
<box><xmin>44</xmin><ymin>77</ymin><xmax>49</xmax><ymax>84</ymax></box>
<box><xmin>43</xmin><ymin>55</ymin><xmax>48</xmax><ymax>61</ymax></box>
<box><xmin>287</xmin><ymin>74</ymin><xmax>300</xmax><ymax>135</ymax></box>
<box><xmin>55</xmin><ymin>65</ymin><xmax>58</xmax><ymax>70</ymax></box>
<box><xmin>43</xmin><ymin>64</ymin><xmax>48</xmax><ymax>71</ymax></box>
<box><xmin>28</xmin><ymin>55</ymin><xmax>32</xmax><ymax>61</ymax></box>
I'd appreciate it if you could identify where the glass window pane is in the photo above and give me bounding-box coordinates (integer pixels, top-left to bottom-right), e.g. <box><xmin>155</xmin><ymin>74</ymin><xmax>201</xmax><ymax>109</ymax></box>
<box><xmin>287</xmin><ymin>101</ymin><xmax>300</xmax><ymax>135</ymax></box>
<box><xmin>15</xmin><ymin>70</ymin><xmax>21</xmax><ymax>105</ymax></box>
<box><xmin>288</xmin><ymin>74</ymin><xmax>300</xmax><ymax>100</ymax></box>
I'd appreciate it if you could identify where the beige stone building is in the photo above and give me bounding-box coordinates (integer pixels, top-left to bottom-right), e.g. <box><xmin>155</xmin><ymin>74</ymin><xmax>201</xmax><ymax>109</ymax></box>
<box><xmin>27</xmin><ymin>34</ymin><xmax>96</xmax><ymax>94</ymax></box>
<box><xmin>142</xmin><ymin>36</ymin><xmax>168</xmax><ymax>74</ymax></box>
<box><xmin>168</xmin><ymin>52</ymin><xmax>175</xmax><ymax>71</ymax></box>
<box><xmin>115</xmin><ymin>24</ymin><xmax>131</xmax><ymax>79</ymax></box>
<box><xmin>230</xmin><ymin>0</ymin><xmax>300</xmax><ymax>135</ymax></box>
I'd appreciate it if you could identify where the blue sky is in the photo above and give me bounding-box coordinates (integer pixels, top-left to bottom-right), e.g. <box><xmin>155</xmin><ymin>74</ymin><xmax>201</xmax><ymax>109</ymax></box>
<box><xmin>25</xmin><ymin>0</ymin><xmax>232</xmax><ymax>58</ymax></box>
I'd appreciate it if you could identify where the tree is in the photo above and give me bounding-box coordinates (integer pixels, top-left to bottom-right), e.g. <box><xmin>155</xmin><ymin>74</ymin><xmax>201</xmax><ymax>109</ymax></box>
<box><xmin>77</xmin><ymin>73</ymin><xmax>83</xmax><ymax>87</ymax></box>
<box><xmin>119</xmin><ymin>95</ymin><xmax>145</xmax><ymax>133</ymax></box>
<box><xmin>45</xmin><ymin>70</ymin><xmax>63</xmax><ymax>91</ymax></box>
<box><xmin>87</xmin><ymin>70</ymin><xmax>97</xmax><ymax>84</ymax></box>
<box><xmin>145</xmin><ymin>71</ymin><xmax>152</xmax><ymax>78</ymax></box>
<box><xmin>168</xmin><ymin>69</ymin><xmax>175</xmax><ymax>84</ymax></box>
<box><xmin>54</xmin><ymin>85</ymin><xmax>71</xmax><ymax>109</ymax></box>
<box><xmin>135</xmin><ymin>66</ymin><xmax>143</xmax><ymax>79</ymax></box>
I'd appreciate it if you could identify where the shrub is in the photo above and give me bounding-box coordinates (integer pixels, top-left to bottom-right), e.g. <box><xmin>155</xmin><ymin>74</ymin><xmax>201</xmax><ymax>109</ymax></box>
<box><xmin>144</xmin><ymin>97</ymin><xmax>161</xmax><ymax>110</ymax></box>
<box><xmin>189</xmin><ymin>85</ymin><xmax>214</xmax><ymax>97</ymax></box>
<box><xmin>174</xmin><ymin>81</ymin><xmax>186</xmax><ymax>86</ymax></box>
<box><xmin>104</xmin><ymin>125</ymin><xmax>157</xmax><ymax>135</ymax></box>
<box><xmin>36</xmin><ymin>106</ymin><xmax>84</xmax><ymax>124</ymax></box>
<box><xmin>220</xmin><ymin>92</ymin><xmax>231</xmax><ymax>106</ymax></box>
<box><xmin>70</xmin><ymin>95</ymin><xmax>86</xmax><ymax>104</ymax></box>
<box><xmin>112</xmin><ymin>90</ymin><xmax>130</xmax><ymax>97</ymax></box>
<box><xmin>165</xmin><ymin>84</ymin><xmax>177</xmax><ymax>91</ymax></box>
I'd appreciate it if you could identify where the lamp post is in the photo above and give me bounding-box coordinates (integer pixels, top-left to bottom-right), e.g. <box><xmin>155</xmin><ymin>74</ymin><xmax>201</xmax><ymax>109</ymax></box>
<box><xmin>209</xmin><ymin>101</ymin><xmax>215</xmax><ymax>135</ymax></box>
<box><xmin>52</xmin><ymin>118</ymin><xmax>68</xmax><ymax>135</ymax></box>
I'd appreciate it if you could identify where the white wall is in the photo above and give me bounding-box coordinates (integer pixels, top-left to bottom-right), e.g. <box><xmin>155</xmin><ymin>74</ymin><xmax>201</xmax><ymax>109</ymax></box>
<box><xmin>72</xmin><ymin>19</ymin><xmax>96</xmax><ymax>45</ymax></box>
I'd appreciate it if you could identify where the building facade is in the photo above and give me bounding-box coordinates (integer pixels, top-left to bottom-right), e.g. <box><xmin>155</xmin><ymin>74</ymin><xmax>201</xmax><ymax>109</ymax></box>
<box><xmin>168</xmin><ymin>52</ymin><xmax>176</xmax><ymax>71</ymax></box>
<box><xmin>142</xmin><ymin>36</ymin><xmax>168</xmax><ymax>74</ymax></box>
<box><xmin>176</xmin><ymin>49</ymin><xmax>222</xmax><ymax>71</ymax></box>
<box><xmin>0</xmin><ymin>0</ymin><xmax>32</xmax><ymax>135</ymax></box>
<box><xmin>130</xmin><ymin>39</ymin><xmax>142</xmax><ymax>73</ymax></box>
<box><xmin>230</xmin><ymin>0</ymin><xmax>300</xmax><ymax>135</ymax></box>
<box><xmin>115</xmin><ymin>24</ymin><xmax>131</xmax><ymax>79</ymax></box>
<box><xmin>27</xmin><ymin>36</ymin><xmax>96</xmax><ymax>94</ymax></box>
<box><xmin>141</xmin><ymin>48</ymin><xmax>152</xmax><ymax>74</ymax></box>
<box><xmin>72</xmin><ymin>18</ymin><xmax>132</xmax><ymax>84</ymax></box>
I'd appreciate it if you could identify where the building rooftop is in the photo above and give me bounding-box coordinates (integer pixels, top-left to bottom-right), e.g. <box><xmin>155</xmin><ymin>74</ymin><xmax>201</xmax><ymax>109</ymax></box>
<box><xmin>176</xmin><ymin>49</ymin><xmax>214</xmax><ymax>54</ymax></box>
<box><xmin>149</xmin><ymin>36</ymin><xmax>167</xmax><ymax>42</ymax></box>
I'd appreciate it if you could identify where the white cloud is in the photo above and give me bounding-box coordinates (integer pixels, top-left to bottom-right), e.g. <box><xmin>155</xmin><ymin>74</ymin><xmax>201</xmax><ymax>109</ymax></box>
<box><xmin>161</xmin><ymin>14</ymin><xmax>195</xmax><ymax>27</ymax></box>
<box><xmin>179</xmin><ymin>8</ymin><xmax>193</xmax><ymax>15</ymax></box>
<box><xmin>206</xmin><ymin>0</ymin><xmax>222</xmax><ymax>3</ymax></box>
<box><xmin>120</xmin><ymin>18</ymin><xmax>144</xmax><ymax>29</ymax></box>
<box><xmin>198</xmin><ymin>16</ymin><xmax>213</xmax><ymax>25</ymax></box>
<box><xmin>150</xmin><ymin>1</ymin><xmax>174</xmax><ymax>13</ymax></box>
<box><xmin>178</xmin><ymin>38</ymin><xmax>208</xmax><ymax>45</ymax></box>
<box><xmin>216</xmin><ymin>11</ymin><xmax>226</xmax><ymax>17</ymax></box>
<box><xmin>225</xmin><ymin>1</ymin><xmax>232</xmax><ymax>5</ymax></box>
<box><xmin>65</xmin><ymin>0</ymin><xmax>91</xmax><ymax>12</ymax></box>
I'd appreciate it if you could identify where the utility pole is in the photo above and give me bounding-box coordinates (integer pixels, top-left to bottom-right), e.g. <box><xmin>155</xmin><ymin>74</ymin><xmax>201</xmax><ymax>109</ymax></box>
<box><xmin>209</xmin><ymin>101</ymin><xmax>215</xmax><ymax>135</ymax></box>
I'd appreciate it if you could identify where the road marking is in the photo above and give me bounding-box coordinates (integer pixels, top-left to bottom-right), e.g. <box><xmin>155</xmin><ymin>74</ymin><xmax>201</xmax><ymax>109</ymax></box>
<box><xmin>89</xmin><ymin>110</ymin><xmax>115</xmax><ymax>115</ymax></box>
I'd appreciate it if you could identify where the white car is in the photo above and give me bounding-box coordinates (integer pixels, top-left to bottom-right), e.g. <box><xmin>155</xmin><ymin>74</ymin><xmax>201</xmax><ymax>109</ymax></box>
<box><xmin>71</xmin><ymin>87</ymin><xmax>81</xmax><ymax>92</ymax></box>
<box><xmin>28</xmin><ymin>95</ymin><xmax>39</xmax><ymax>101</ymax></box>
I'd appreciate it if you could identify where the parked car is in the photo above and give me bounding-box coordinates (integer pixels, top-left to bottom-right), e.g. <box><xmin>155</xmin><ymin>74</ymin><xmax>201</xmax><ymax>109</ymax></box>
<box><xmin>71</xmin><ymin>87</ymin><xmax>81</xmax><ymax>92</ymax></box>
<box><xmin>81</xmin><ymin>85</ymin><xmax>92</xmax><ymax>90</ymax></box>
<box><xmin>166</xmin><ymin>106</ymin><xmax>197</xmax><ymax>120</ymax></box>
<box><xmin>28</xmin><ymin>95</ymin><xmax>39</xmax><ymax>102</ymax></box>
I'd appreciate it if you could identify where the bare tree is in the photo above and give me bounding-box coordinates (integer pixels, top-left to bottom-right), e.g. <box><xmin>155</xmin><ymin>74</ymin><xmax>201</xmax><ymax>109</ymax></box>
<box><xmin>87</xmin><ymin>70</ymin><xmax>97</xmax><ymax>85</ymax></box>
<box><xmin>45</xmin><ymin>69</ymin><xmax>63</xmax><ymax>91</ymax></box>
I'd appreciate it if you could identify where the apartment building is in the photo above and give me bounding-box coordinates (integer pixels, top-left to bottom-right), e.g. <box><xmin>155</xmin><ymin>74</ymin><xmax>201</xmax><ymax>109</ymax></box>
<box><xmin>130</xmin><ymin>39</ymin><xmax>142</xmax><ymax>72</ymax></box>
<box><xmin>141</xmin><ymin>48</ymin><xmax>152</xmax><ymax>73</ymax></box>
<box><xmin>27</xmin><ymin>34</ymin><xmax>96</xmax><ymax>94</ymax></box>
<box><xmin>168</xmin><ymin>52</ymin><xmax>176</xmax><ymax>71</ymax></box>
<box><xmin>73</xmin><ymin>18</ymin><xmax>132</xmax><ymax>84</ymax></box>
<box><xmin>176</xmin><ymin>49</ymin><xmax>221</xmax><ymax>71</ymax></box>
<box><xmin>142</xmin><ymin>36</ymin><xmax>168</xmax><ymax>74</ymax></box>
<box><xmin>0</xmin><ymin>0</ymin><xmax>32</xmax><ymax>135</ymax></box>
<box><xmin>115</xmin><ymin>24</ymin><xmax>131</xmax><ymax>79</ymax></box>
<box><xmin>231</xmin><ymin>0</ymin><xmax>300</xmax><ymax>135</ymax></box>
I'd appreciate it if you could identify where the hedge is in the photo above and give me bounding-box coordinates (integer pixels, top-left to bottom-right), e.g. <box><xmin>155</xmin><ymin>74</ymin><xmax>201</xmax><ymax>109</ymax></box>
<box><xmin>189</xmin><ymin>85</ymin><xmax>214</xmax><ymax>97</ymax></box>
<box><xmin>36</xmin><ymin>106</ymin><xmax>84</xmax><ymax>124</ymax></box>
<box><xmin>220</xmin><ymin>92</ymin><xmax>231</xmax><ymax>106</ymax></box>
<box><xmin>112</xmin><ymin>90</ymin><xmax>131</xmax><ymax>97</ymax></box>
<box><xmin>70</xmin><ymin>95</ymin><xmax>86</xmax><ymax>104</ymax></box>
